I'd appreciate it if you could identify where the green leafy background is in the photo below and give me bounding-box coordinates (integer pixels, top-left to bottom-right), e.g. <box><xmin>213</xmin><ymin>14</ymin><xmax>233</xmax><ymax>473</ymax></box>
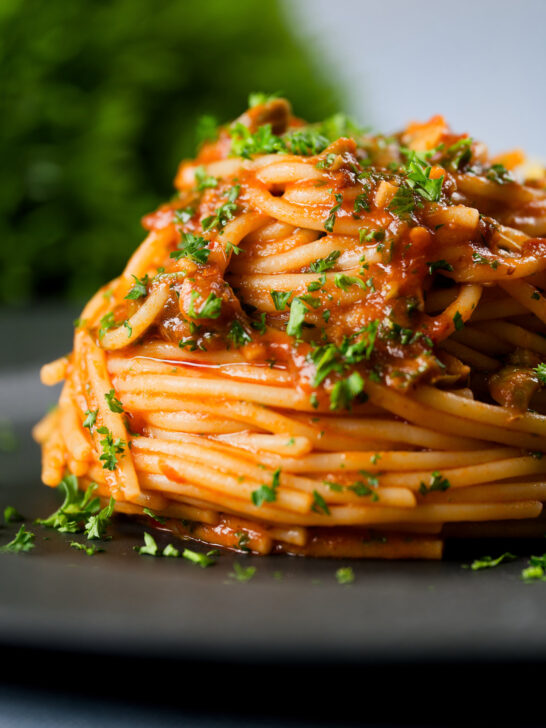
<box><xmin>0</xmin><ymin>0</ymin><xmax>340</xmax><ymax>303</ymax></box>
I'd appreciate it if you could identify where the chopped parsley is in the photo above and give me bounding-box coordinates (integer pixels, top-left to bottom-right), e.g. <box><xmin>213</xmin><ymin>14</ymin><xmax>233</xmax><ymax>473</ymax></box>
<box><xmin>336</xmin><ymin>566</ymin><xmax>355</xmax><ymax>584</ymax></box>
<box><xmin>202</xmin><ymin>184</ymin><xmax>240</xmax><ymax>231</ymax></box>
<box><xmin>98</xmin><ymin>312</ymin><xmax>116</xmax><ymax>340</ymax></box>
<box><xmin>104</xmin><ymin>389</ymin><xmax>124</xmax><ymax>414</ymax></box>
<box><xmin>334</xmin><ymin>273</ymin><xmax>366</xmax><ymax>291</ymax></box>
<box><xmin>466</xmin><ymin>552</ymin><xmax>517</xmax><ymax>571</ymax></box>
<box><xmin>534</xmin><ymin>363</ymin><xmax>546</xmax><ymax>384</ymax></box>
<box><xmin>404</xmin><ymin>151</ymin><xmax>444</xmax><ymax>202</ymax></box>
<box><xmin>134</xmin><ymin>531</ymin><xmax>159</xmax><ymax>556</ymax></box>
<box><xmin>188</xmin><ymin>291</ymin><xmax>222</xmax><ymax>319</ymax></box>
<box><xmin>36</xmin><ymin>475</ymin><xmax>100</xmax><ymax>533</ymax></box>
<box><xmin>0</xmin><ymin>525</ymin><xmax>35</xmax><ymax>554</ymax></box>
<box><xmin>251</xmin><ymin>468</ymin><xmax>281</xmax><ymax>507</ymax></box>
<box><xmin>96</xmin><ymin>426</ymin><xmax>126</xmax><ymax>471</ymax></box>
<box><xmin>229</xmin><ymin>122</ymin><xmax>284</xmax><ymax>158</ymax></box>
<box><xmin>286</xmin><ymin>297</ymin><xmax>308</xmax><ymax>337</ymax></box>
<box><xmin>84</xmin><ymin>496</ymin><xmax>115</xmax><ymax>539</ymax></box>
<box><xmin>311</xmin><ymin>490</ymin><xmax>330</xmax><ymax>515</ymax></box>
<box><xmin>486</xmin><ymin>163</ymin><xmax>513</xmax><ymax>185</ymax></box>
<box><xmin>324</xmin><ymin>192</ymin><xmax>343</xmax><ymax>233</ymax></box>
<box><xmin>309</xmin><ymin>250</ymin><xmax>340</xmax><ymax>273</ymax></box>
<box><xmin>227</xmin><ymin>320</ymin><xmax>251</xmax><ymax>348</ymax></box>
<box><xmin>428</xmin><ymin>260</ymin><xmax>454</xmax><ymax>275</ymax></box>
<box><xmin>418</xmin><ymin>471</ymin><xmax>451</xmax><ymax>495</ymax></box>
<box><xmin>125</xmin><ymin>274</ymin><xmax>149</xmax><ymax>300</ymax></box>
<box><xmin>453</xmin><ymin>311</ymin><xmax>464</xmax><ymax>331</ymax></box>
<box><xmin>170</xmin><ymin>233</ymin><xmax>211</xmax><ymax>265</ymax></box>
<box><xmin>284</xmin><ymin>127</ymin><xmax>329</xmax><ymax>155</ymax></box>
<box><xmin>70</xmin><ymin>541</ymin><xmax>103</xmax><ymax>556</ymax></box>
<box><xmin>183</xmin><ymin>548</ymin><xmax>216</xmax><ymax>568</ymax></box>
<box><xmin>330</xmin><ymin>371</ymin><xmax>365</xmax><ymax>411</ymax></box>
<box><xmin>271</xmin><ymin>290</ymin><xmax>292</xmax><ymax>311</ymax></box>
<box><xmin>194</xmin><ymin>166</ymin><xmax>218</xmax><ymax>192</ymax></box>
<box><xmin>230</xmin><ymin>562</ymin><xmax>256</xmax><ymax>582</ymax></box>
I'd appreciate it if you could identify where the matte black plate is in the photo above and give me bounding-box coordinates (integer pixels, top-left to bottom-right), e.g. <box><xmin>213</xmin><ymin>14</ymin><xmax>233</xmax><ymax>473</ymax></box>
<box><xmin>2</xmin><ymin>307</ymin><xmax>546</xmax><ymax>665</ymax></box>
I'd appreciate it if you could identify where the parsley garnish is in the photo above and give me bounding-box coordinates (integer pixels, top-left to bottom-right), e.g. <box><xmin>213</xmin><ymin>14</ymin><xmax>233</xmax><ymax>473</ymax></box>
<box><xmin>98</xmin><ymin>312</ymin><xmax>116</xmax><ymax>340</ymax></box>
<box><xmin>36</xmin><ymin>475</ymin><xmax>100</xmax><ymax>533</ymax></box>
<box><xmin>183</xmin><ymin>548</ymin><xmax>216</xmax><ymax>568</ymax></box>
<box><xmin>453</xmin><ymin>311</ymin><xmax>464</xmax><ymax>331</ymax></box>
<box><xmin>134</xmin><ymin>532</ymin><xmax>159</xmax><ymax>556</ymax></box>
<box><xmin>418</xmin><ymin>471</ymin><xmax>451</xmax><ymax>495</ymax></box>
<box><xmin>486</xmin><ymin>163</ymin><xmax>513</xmax><ymax>185</ymax></box>
<box><xmin>125</xmin><ymin>274</ymin><xmax>149</xmax><ymax>300</ymax></box>
<box><xmin>309</xmin><ymin>250</ymin><xmax>340</xmax><ymax>273</ymax></box>
<box><xmin>143</xmin><ymin>508</ymin><xmax>166</xmax><ymax>524</ymax></box>
<box><xmin>201</xmin><ymin>185</ymin><xmax>240</xmax><ymax>231</ymax></box>
<box><xmin>170</xmin><ymin>233</ymin><xmax>210</xmax><ymax>265</ymax></box>
<box><xmin>229</xmin><ymin>122</ymin><xmax>284</xmax><ymax>158</ymax></box>
<box><xmin>427</xmin><ymin>260</ymin><xmax>454</xmax><ymax>275</ymax></box>
<box><xmin>104</xmin><ymin>389</ymin><xmax>124</xmax><ymax>414</ymax></box>
<box><xmin>404</xmin><ymin>151</ymin><xmax>444</xmax><ymax>202</ymax></box>
<box><xmin>70</xmin><ymin>541</ymin><xmax>103</xmax><ymax>556</ymax></box>
<box><xmin>227</xmin><ymin>320</ymin><xmax>251</xmax><ymax>347</ymax></box>
<box><xmin>0</xmin><ymin>525</ymin><xmax>35</xmax><ymax>554</ymax></box>
<box><xmin>311</xmin><ymin>490</ymin><xmax>330</xmax><ymax>515</ymax></box>
<box><xmin>96</xmin><ymin>426</ymin><xmax>126</xmax><ymax>471</ymax></box>
<box><xmin>336</xmin><ymin>567</ymin><xmax>355</xmax><ymax>584</ymax></box>
<box><xmin>271</xmin><ymin>290</ymin><xmax>292</xmax><ymax>311</ymax></box>
<box><xmin>334</xmin><ymin>273</ymin><xmax>366</xmax><ymax>291</ymax></box>
<box><xmin>251</xmin><ymin>468</ymin><xmax>281</xmax><ymax>507</ymax></box>
<box><xmin>330</xmin><ymin>371</ymin><xmax>364</xmax><ymax>411</ymax></box>
<box><xmin>466</xmin><ymin>552</ymin><xmax>517</xmax><ymax>571</ymax></box>
<box><xmin>194</xmin><ymin>166</ymin><xmax>218</xmax><ymax>192</ymax></box>
<box><xmin>324</xmin><ymin>192</ymin><xmax>343</xmax><ymax>232</ymax></box>
<box><xmin>230</xmin><ymin>562</ymin><xmax>256</xmax><ymax>582</ymax></box>
<box><xmin>286</xmin><ymin>297</ymin><xmax>308</xmax><ymax>337</ymax></box>
<box><xmin>284</xmin><ymin>127</ymin><xmax>329</xmax><ymax>155</ymax></box>
<box><xmin>388</xmin><ymin>186</ymin><xmax>416</xmax><ymax>218</ymax></box>
<box><xmin>535</xmin><ymin>363</ymin><xmax>546</xmax><ymax>384</ymax></box>
<box><xmin>188</xmin><ymin>291</ymin><xmax>222</xmax><ymax>319</ymax></box>
<box><xmin>84</xmin><ymin>496</ymin><xmax>115</xmax><ymax>539</ymax></box>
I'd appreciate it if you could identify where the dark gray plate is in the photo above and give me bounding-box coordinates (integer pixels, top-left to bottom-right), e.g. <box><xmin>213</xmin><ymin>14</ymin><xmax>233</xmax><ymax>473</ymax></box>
<box><xmin>2</xmin><ymin>306</ymin><xmax>546</xmax><ymax>666</ymax></box>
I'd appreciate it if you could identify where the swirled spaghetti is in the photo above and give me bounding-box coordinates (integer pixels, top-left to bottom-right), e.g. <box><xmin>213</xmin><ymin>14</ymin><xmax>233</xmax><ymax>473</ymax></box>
<box><xmin>34</xmin><ymin>96</ymin><xmax>546</xmax><ymax>559</ymax></box>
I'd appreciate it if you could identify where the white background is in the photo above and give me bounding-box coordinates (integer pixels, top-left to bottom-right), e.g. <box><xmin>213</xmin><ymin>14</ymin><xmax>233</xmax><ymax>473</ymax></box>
<box><xmin>285</xmin><ymin>0</ymin><xmax>546</xmax><ymax>159</ymax></box>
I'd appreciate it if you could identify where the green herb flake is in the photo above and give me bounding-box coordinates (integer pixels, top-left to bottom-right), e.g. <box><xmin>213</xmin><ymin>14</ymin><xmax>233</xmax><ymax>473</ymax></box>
<box><xmin>84</xmin><ymin>496</ymin><xmax>115</xmax><ymax>540</ymax></box>
<box><xmin>230</xmin><ymin>562</ymin><xmax>256</xmax><ymax>582</ymax></box>
<box><xmin>466</xmin><ymin>552</ymin><xmax>517</xmax><ymax>571</ymax></box>
<box><xmin>286</xmin><ymin>297</ymin><xmax>308</xmax><ymax>338</ymax></box>
<box><xmin>194</xmin><ymin>166</ymin><xmax>218</xmax><ymax>192</ymax></box>
<box><xmin>70</xmin><ymin>541</ymin><xmax>103</xmax><ymax>556</ymax></box>
<box><xmin>419</xmin><ymin>471</ymin><xmax>451</xmax><ymax>495</ymax></box>
<box><xmin>134</xmin><ymin>531</ymin><xmax>159</xmax><ymax>556</ymax></box>
<box><xmin>125</xmin><ymin>274</ymin><xmax>149</xmax><ymax>300</ymax></box>
<box><xmin>336</xmin><ymin>566</ymin><xmax>355</xmax><ymax>584</ymax></box>
<box><xmin>143</xmin><ymin>508</ymin><xmax>166</xmax><ymax>525</ymax></box>
<box><xmin>104</xmin><ymin>389</ymin><xmax>124</xmax><ymax>414</ymax></box>
<box><xmin>0</xmin><ymin>525</ymin><xmax>35</xmax><ymax>554</ymax></box>
<box><xmin>271</xmin><ymin>290</ymin><xmax>292</xmax><ymax>311</ymax></box>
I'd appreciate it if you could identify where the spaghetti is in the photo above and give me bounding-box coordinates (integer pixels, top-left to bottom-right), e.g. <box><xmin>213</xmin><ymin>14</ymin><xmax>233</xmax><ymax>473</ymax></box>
<box><xmin>35</xmin><ymin>96</ymin><xmax>546</xmax><ymax>559</ymax></box>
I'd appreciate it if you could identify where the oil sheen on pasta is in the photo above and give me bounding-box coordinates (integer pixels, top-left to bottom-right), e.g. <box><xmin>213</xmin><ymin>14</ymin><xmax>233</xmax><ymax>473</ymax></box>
<box><xmin>35</xmin><ymin>96</ymin><xmax>546</xmax><ymax>558</ymax></box>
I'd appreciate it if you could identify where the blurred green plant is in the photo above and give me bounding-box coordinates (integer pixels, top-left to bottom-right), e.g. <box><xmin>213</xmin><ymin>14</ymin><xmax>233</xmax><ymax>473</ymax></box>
<box><xmin>0</xmin><ymin>0</ymin><xmax>340</xmax><ymax>303</ymax></box>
